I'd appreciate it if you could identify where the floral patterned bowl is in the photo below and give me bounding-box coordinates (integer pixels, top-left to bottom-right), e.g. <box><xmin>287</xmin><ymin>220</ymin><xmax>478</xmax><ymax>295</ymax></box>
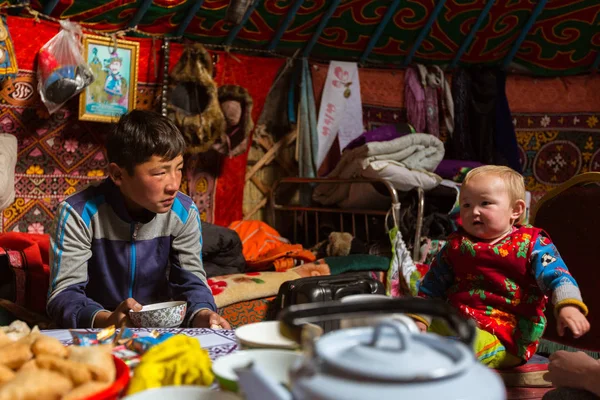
<box><xmin>128</xmin><ymin>301</ymin><xmax>187</xmax><ymax>328</ymax></box>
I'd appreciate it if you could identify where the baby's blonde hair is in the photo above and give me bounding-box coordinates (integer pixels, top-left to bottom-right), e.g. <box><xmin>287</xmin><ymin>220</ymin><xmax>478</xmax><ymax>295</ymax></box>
<box><xmin>462</xmin><ymin>165</ymin><xmax>526</xmax><ymax>224</ymax></box>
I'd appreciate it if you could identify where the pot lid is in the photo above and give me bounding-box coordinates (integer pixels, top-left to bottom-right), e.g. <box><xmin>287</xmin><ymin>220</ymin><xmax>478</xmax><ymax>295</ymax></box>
<box><xmin>314</xmin><ymin>320</ymin><xmax>472</xmax><ymax>382</ymax></box>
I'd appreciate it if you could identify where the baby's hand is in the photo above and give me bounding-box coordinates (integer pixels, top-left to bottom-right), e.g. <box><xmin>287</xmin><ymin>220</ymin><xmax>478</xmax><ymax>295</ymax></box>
<box><xmin>557</xmin><ymin>305</ymin><xmax>590</xmax><ymax>338</ymax></box>
<box><xmin>414</xmin><ymin>320</ymin><xmax>428</xmax><ymax>333</ymax></box>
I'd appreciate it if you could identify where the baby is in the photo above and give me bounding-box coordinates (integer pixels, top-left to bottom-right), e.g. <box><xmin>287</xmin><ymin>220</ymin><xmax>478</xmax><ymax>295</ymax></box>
<box><xmin>416</xmin><ymin>165</ymin><xmax>589</xmax><ymax>368</ymax></box>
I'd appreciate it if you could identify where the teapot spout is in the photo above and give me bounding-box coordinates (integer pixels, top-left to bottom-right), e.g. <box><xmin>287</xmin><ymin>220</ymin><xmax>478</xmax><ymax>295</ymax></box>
<box><xmin>235</xmin><ymin>361</ymin><xmax>292</xmax><ymax>400</ymax></box>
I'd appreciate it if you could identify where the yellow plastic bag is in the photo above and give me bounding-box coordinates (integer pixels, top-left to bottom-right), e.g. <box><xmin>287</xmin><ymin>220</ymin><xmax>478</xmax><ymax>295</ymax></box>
<box><xmin>127</xmin><ymin>335</ymin><xmax>214</xmax><ymax>395</ymax></box>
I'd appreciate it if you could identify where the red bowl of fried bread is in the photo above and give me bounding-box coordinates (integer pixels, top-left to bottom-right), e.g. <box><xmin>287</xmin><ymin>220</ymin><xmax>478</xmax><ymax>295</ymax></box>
<box><xmin>0</xmin><ymin>321</ymin><xmax>131</xmax><ymax>400</ymax></box>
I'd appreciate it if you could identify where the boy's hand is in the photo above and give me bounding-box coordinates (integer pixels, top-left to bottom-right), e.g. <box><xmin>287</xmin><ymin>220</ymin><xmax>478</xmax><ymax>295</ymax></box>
<box><xmin>545</xmin><ymin>351</ymin><xmax>600</xmax><ymax>395</ymax></box>
<box><xmin>94</xmin><ymin>298</ymin><xmax>142</xmax><ymax>328</ymax></box>
<box><xmin>557</xmin><ymin>305</ymin><xmax>590</xmax><ymax>338</ymax></box>
<box><xmin>192</xmin><ymin>309</ymin><xmax>231</xmax><ymax>330</ymax></box>
<box><xmin>415</xmin><ymin>320</ymin><xmax>428</xmax><ymax>333</ymax></box>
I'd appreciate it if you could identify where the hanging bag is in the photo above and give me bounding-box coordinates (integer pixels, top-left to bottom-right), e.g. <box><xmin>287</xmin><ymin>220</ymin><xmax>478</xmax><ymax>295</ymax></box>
<box><xmin>37</xmin><ymin>21</ymin><xmax>94</xmax><ymax>114</ymax></box>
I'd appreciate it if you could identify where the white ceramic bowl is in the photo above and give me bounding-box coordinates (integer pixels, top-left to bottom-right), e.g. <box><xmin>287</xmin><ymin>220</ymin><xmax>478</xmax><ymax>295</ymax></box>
<box><xmin>122</xmin><ymin>386</ymin><xmax>240</xmax><ymax>399</ymax></box>
<box><xmin>212</xmin><ymin>349</ymin><xmax>301</xmax><ymax>392</ymax></box>
<box><xmin>234</xmin><ymin>321</ymin><xmax>297</xmax><ymax>350</ymax></box>
<box><xmin>128</xmin><ymin>301</ymin><xmax>187</xmax><ymax>328</ymax></box>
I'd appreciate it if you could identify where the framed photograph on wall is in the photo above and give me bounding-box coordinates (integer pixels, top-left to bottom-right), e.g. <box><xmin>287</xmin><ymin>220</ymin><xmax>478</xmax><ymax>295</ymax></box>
<box><xmin>79</xmin><ymin>35</ymin><xmax>139</xmax><ymax>123</ymax></box>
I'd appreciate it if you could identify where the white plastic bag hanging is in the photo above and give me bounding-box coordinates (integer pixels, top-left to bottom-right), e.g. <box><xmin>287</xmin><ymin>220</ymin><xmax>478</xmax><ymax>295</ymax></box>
<box><xmin>37</xmin><ymin>21</ymin><xmax>94</xmax><ymax>114</ymax></box>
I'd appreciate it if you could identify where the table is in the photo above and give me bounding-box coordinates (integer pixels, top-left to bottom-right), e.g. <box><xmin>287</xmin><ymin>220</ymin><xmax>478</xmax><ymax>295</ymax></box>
<box><xmin>42</xmin><ymin>328</ymin><xmax>554</xmax><ymax>399</ymax></box>
<box><xmin>42</xmin><ymin>327</ymin><xmax>239</xmax><ymax>363</ymax></box>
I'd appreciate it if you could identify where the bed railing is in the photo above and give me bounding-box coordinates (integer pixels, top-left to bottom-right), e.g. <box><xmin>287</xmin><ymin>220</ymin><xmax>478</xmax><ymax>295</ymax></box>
<box><xmin>269</xmin><ymin>177</ymin><xmax>424</xmax><ymax>260</ymax></box>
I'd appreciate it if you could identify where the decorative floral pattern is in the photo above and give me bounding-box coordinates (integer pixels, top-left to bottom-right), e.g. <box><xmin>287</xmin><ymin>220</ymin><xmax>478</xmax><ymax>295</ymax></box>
<box><xmin>128</xmin><ymin>302</ymin><xmax>187</xmax><ymax>328</ymax></box>
<box><xmin>27</xmin><ymin>222</ymin><xmax>44</xmax><ymax>234</ymax></box>
<box><xmin>207</xmin><ymin>278</ymin><xmax>228</xmax><ymax>295</ymax></box>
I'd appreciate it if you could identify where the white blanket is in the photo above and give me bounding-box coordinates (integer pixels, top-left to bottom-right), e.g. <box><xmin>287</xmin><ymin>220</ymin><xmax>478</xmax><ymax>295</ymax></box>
<box><xmin>313</xmin><ymin>133</ymin><xmax>444</xmax><ymax>206</ymax></box>
<box><xmin>0</xmin><ymin>134</ymin><xmax>17</xmax><ymax>211</ymax></box>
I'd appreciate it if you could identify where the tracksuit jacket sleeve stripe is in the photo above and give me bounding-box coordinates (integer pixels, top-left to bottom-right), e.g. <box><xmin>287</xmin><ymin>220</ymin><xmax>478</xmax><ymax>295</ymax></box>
<box><xmin>47</xmin><ymin>201</ymin><xmax>104</xmax><ymax>328</ymax></box>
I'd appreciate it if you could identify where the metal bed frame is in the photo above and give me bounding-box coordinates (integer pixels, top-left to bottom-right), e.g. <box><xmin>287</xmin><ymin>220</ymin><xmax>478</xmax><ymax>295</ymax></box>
<box><xmin>269</xmin><ymin>177</ymin><xmax>424</xmax><ymax>260</ymax></box>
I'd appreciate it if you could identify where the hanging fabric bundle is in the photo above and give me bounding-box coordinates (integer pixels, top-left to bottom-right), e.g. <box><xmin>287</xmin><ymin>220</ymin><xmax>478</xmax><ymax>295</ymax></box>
<box><xmin>215</xmin><ymin>84</ymin><xmax>254</xmax><ymax>157</ymax></box>
<box><xmin>387</xmin><ymin>225</ymin><xmax>417</xmax><ymax>297</ymax></box>
<box><xmin>404</xmin><ymin>66</ymin><xmax>426</xmax><ymax>133</ymax></box>
<box><xmin>167</xmin><ymin>43</ymin><xmax>226</xmax><ymax>154</ymax></box>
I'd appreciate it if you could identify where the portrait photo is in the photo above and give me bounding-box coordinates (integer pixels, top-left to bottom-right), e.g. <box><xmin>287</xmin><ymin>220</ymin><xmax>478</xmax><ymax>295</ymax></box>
<box><xmin>79</xmin><ymin>35</ymin><xmax>139</xmax><ymax>122</ymax></box>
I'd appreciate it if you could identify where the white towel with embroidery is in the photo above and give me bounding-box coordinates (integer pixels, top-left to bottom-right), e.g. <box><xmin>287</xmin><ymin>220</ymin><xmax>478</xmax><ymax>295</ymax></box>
<box><xmin>0</xmin><ymin>134</ymin><xmax>17</xmax><ymax>211</ymax></box>
<box><xmin>316</xmin><ymin>61</ymin><xmax>363</xmax><ymax>169</ymax></box>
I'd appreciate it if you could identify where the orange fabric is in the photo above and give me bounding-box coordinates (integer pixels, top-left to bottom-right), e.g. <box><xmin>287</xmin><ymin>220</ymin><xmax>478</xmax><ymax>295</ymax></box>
<box><xmin>0</xmin><ymin>232</ymin><xmax>51</xmax><ymax>314</ymax></box>
<box><xmin>228</xmin><ymin>220</ymin><xmax>316</xmax><ymax>272</ymax></box>
<box><xmin>506</xmin><ymin>75</ymin><xmax>600</xmax><ymax>113</ymax></box>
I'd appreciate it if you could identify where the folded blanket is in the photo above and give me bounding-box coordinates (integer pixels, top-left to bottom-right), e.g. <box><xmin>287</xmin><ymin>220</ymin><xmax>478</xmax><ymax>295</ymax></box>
<box><xmin>210</xmin><ymin>263</ymin><xmax>331</xmax><ymax>308</ymax></box>
<box><xmin>313</xmin><ymin>133</ymin><xmax>444</xmax><ymax>206</ymax></box>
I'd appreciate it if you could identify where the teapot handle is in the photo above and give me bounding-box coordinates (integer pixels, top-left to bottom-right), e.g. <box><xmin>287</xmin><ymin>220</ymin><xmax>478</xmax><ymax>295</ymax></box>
<box><xmin>278</xmin><ymin>297</ymin><xmax>476</xmax><ymax>347</ymax></box>
<box><xmin>369</xmin><ymin>317</ymin><xmax>417</xmax><ymax>350</ymax></box>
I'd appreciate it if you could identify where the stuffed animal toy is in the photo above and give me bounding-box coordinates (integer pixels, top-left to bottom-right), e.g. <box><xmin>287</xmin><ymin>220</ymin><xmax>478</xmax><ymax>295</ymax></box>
<box><xmin>326</xmin><ymin>232</ymin><xmax>353</xmax><ymax>257</ymax></box>
<box><xmin>167</xmin><ymin>43</ymin><xmax>226</xmax><ymax>154</ymax></box>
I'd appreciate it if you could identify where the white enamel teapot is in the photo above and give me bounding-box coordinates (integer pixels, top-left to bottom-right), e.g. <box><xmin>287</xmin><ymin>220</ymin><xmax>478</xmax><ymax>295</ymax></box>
<box><xmin>235</xmin><ymin>297</ymin><xmax>506</xmax><ymax>400</ymax></box>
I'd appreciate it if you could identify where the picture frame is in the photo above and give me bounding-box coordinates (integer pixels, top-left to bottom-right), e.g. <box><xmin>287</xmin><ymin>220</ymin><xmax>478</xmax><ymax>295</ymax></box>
<box><xmin>79</xmin><ymin>35</ymin><xmax>139</xmax><ymax>123</ymax></box>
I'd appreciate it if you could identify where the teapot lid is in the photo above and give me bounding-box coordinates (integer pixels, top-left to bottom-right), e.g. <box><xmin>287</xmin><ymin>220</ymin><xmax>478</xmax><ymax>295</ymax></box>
<box><xmin>314</xmin><ymin>320</ymin><xmax>473</xmax><ymax>382</ymax></box>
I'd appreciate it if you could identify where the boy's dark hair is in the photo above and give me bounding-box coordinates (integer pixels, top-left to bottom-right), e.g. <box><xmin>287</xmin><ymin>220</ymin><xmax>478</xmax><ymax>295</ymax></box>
<box><xmin>107</xmin><ymin>110</ymin><xmax>186</xmax><ymax>174</ymax></box>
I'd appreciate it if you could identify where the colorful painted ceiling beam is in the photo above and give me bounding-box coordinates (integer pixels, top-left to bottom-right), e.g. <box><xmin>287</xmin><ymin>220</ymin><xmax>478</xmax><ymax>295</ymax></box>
<box><xmin>359</xmin><ymin>0</ymin><xmax>402</xmax><ymax>65</ymax></box>
<box><xmin>403</xmin><ymin>0</ymin><xmax>447</xmax><ymax>67</ymax></box>
<box><xmin>224</xmin><ymin>0</ymin><xmax>262</xmax><ymax>46</ymax></box>
<box><xmin>502</xmin><ymin>0</ymin><xmax>548</xmax><ymax>69</ymax></box>
<box><xmin>450</xmin><ymin>0</ymin><xmax>494</xmax><ymax>68</ymax></box>
<box><xmin>267</xmin><ymin>0</ymin><xmax>305</xmax><ymax>51</ymax></box>
<box><xmin>128</xmin><ymin>0</ymin><xmax>153</xmax><ymax>28</ymax></box>
<box><xmin>302</xmin><ymin>0</ymin><xmax>342</xmax><ymax>57</ymax></box>
<box><xmin>42</xmin><ymin>0</ymin><xmax>60</xmax><ymax>15</ymax></box>
<box><xmin>176</xmin><ymin>0</ymin><xmax>206</xmax><ymax>37</ymax></box>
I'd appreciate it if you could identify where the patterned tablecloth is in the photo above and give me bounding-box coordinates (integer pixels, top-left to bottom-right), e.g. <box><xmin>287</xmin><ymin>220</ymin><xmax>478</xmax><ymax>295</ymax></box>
<box><xmin>41</xmin><ymin>327</ymin><xmax>239</xmax><ymax>362</ymax></box>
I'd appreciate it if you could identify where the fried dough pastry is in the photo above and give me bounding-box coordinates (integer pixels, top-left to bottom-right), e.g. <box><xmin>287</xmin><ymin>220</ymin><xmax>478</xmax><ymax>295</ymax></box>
<box><xmin>0</xmin><ymin>369</ymin><xmax>73</xmax><ymax>400</ymax></box>
<box><xmin>1</xmin><ymin>320</ymin><xmax>30</xmax><ymax>341</ymax></box>
<box><xmin>32</xmin><ymin>335</ymin><xmax>68</xmax><ymax>358</ymax></box>
<box><xmin>0</xmin><ymin>341</ymin><xmax>32</xmax><ymax>369</ymax></box>
<box><xmin>0</xmin><ymin>330</ymin><xmax>10</xmax><ymax>348</ymax></box>
<box><xmin>0</xmin><ymin>364</ymin><xmax>14</xmax><ymax>384</ymax></box>
<box><xmin>68</xmin><ymin>344</ymin><xmax>115</xmax><ymax>383</ymax></box>
<box><xmin>35</xmin><ymin>354</ymin><xmax>92</xmax><ymax>386</ymax></box>
<box><xmin>17</xmin><ymin>359</ymin><xmax>38</xmax><ymax>372</ymax></box>
<box><xmin>61</xmin><ymin>381</ymin><xmax>111</xmax><ymax>400</ymax></box>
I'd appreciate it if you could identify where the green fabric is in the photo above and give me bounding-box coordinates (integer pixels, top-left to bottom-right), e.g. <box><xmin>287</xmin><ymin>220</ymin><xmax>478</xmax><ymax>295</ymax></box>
<box><xmin>537</xmin><ymin>338</ymin><xmax>600</xmax><ymax>359</ymax></box>
<box><xmin>324</xmin><ymin>255</ymin><xmax>391</xmax><ymax>275</ymax></box>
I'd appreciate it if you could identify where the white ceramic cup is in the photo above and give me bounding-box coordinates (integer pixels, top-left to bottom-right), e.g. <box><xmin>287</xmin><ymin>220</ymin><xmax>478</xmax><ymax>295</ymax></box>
<box><xmin>339</xmin><ymin>294</ymin><xmax>419</xmax><ymax>331</ymax></box>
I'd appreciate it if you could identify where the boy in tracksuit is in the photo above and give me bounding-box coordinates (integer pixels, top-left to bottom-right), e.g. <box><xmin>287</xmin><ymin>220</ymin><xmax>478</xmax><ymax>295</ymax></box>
<box><xmin>47</xmin><ymin>110</ymin><xmax>230</xmax><ymax>329</ymax></box>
